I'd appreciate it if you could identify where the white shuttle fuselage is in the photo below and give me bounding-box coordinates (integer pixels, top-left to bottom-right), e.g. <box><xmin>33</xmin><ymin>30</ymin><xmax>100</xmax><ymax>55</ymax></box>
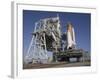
<box><xmin>67</xmin><ymin>25</ymin><xmax>76</xmax><ymax>49</ymax></box>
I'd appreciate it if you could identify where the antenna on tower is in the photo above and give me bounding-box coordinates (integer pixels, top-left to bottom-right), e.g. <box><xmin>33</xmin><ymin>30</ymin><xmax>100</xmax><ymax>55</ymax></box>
<box><xmin>57</xmin><ymin>13</ymin><xmax>59</xmax><ymax>19</ymax></box>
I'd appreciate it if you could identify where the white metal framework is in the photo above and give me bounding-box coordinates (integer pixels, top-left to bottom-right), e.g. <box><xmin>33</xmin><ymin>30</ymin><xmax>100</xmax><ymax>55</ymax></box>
<box><xmin>25</xmin><ymin>15</ymin><xmax>61</xmax><ymax>63</ymax></box>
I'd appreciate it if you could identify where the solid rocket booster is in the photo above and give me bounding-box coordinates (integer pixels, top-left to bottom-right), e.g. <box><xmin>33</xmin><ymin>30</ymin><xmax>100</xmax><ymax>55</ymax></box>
<box><xmin>67</xmin><ymin>23</ymin><xmax>76</xmax><ymax>49</ymax></box>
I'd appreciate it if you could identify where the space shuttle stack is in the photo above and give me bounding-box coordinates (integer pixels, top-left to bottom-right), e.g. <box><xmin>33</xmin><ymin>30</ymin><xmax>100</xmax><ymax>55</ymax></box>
<box><xmin>67</xmin><ymin>23</ymin><xmax>76</xmax><ymax>49</ymax></box>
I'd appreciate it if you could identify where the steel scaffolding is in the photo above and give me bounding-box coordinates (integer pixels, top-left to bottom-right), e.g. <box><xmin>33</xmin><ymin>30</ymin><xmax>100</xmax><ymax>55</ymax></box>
<box><xmin>25</xmin><ymin>15</ymin><xmax>61</xmax><ymax>64</ymax></box>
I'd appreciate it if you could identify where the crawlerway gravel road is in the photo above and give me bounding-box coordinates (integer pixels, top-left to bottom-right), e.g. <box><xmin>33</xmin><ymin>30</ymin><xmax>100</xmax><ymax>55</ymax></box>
<box><xmin>23</xmin><ymin>61</ymin><xmax>90</xmax><ymax>69</ymax></box>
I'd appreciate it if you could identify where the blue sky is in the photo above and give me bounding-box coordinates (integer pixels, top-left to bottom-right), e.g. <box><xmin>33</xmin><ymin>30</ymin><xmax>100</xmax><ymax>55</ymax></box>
<box><xmin>23</xmin><ymin>10</ymin><xmax>91</xmax><ymax>56</ymax></box>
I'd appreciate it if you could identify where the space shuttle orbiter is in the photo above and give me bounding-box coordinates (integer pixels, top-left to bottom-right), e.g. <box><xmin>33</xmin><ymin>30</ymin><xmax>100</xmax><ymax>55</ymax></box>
<box><xmin>67</xmin><ymin>22</ymin><xmax>76</xmax><ymax>49</ymax></box>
